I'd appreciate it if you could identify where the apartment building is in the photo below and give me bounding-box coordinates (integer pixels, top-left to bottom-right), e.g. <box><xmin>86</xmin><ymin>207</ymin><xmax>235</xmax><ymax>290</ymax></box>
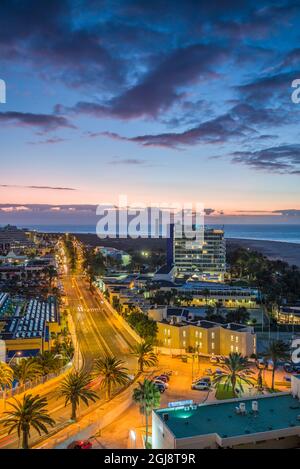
<box><xmin>168</xmin><ymin>224</ymin><xmax>226</xmax><ymax>281</ymax></box>
<box><xmin>156</xmin><ymin>318</ymin><xmax>256</xmax><ymax>357</ymax></box>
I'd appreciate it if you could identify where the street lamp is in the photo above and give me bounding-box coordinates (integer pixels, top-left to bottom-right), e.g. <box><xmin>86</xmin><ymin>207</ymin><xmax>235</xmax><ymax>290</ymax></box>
<box><xmin>8</xmin><ymin>351</ymin><xmax>22</xmax><ymax>365</ymax></box>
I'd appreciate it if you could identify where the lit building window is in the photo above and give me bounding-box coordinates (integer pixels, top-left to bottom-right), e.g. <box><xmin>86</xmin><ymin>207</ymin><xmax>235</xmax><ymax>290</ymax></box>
<box><xmin>183</xmin><ymin>330</ymin><xmax>186</xmax><ymax>337</ymax></box>
<box><xmin>164</xmin><ymin>329</ymin><xmax>167</xmax><ymax>335</ymax></box>
<box><xmin>211</xmin><ymin>342</ymin><xmax>215</xmax><ymax>350</ymax></box>
<box><xmin>236</xmin><ymin>336</ymin><xmax>239</xmax><ymax>343</ymax></box>
<box><xmin>195</xmin><ymin>330</ymin><xmax>198</xmax><ymax>337</ymax></box>
<box><xmin>211</xmin><ymin>332</ymin><xmax>215</xmax><ymax>339</ymax></box>
<box><xmin>199</xmin><ymin>342</ymin><xmax>202</xmax><ymax>349</ymax></box>
<box><xmin>183</xmin><ymin>340</ymin><xmax>186</xmax><ymax>347</ymax></box>
<box><xmin>231</xmin><ymin>335</ymin><xmax>234</xmax><ymax>341</ymax></box>
<box><xmin>230</xmin><ymin>345</ymin><xmax>234</xmax><ymax>352</ymax></box>
<box><xmin>168</xmin><ymin>329</ymin><xmax>170</xmax><ymax>336</ymax></box>
<box><xmin>199</xmin><ymin>332</ymin><xmax>202</xmax><ymax>339</ymax></box>
<box><xmin>235</xmin><ymin>346</ymin><xmax>239</xmax><ymax>352</ymax></box>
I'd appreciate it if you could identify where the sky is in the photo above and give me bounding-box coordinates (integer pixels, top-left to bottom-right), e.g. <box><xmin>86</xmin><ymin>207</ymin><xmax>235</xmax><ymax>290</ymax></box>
<box><xmin>1</xmin><ymin>0</ymin><xmax>300</xmax><ymax>225</ymax></box>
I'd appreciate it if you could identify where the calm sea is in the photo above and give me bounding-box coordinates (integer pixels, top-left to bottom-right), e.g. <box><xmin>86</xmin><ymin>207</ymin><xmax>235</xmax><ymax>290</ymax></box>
<box><xmin>17</xmin><ymin>224</ymin><xmax>300</xmax><ymax>244</ymax></box>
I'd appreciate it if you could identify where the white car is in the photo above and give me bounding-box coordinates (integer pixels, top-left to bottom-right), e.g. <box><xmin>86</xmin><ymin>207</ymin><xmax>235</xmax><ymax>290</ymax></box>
<box><xmin>191</xmin><ymin>381</ymin><xmax>210</xmax><ymax>391</ymax></box>
<box><xmin>153</xmin><ymin>379</ymin><xmax>168</xmax><ymax>389</ymax></box>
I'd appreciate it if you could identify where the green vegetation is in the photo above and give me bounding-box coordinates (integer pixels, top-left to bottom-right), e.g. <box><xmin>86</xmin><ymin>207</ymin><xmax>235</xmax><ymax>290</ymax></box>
<box><xmin>93</xmin><ymin>355</ymin><xmax>130</xmax><ymax>400</ymax></box>
<box><xmin>3</xmin><ymin>394</ymin><xmax>55</xmax><ymax>449</ymax></box>
<box><xmin>12</xmin><ymin>359</ymin><xmax>42</xmax><ymax>385</ymax></box>
<box><xmin>132</xmin><ymin>341</ymin><xmax>158</xmax><ymax>372</ymax></box>
<box><xmin>213</xmin><ymin>353</ymin><xmax>254</xmax><ymax>398</ymax></box>
<box><xmin>264</xmin><ymin>340</ymin><xmax>290</xmax><ymax>390</ymax></box>
<box><xmin>228</xmin><ymin>247</ymin><xmax>300</xmax><ymax>306</ymax></box>
<box><xmin>82</xmin><ymin>247</ymin><xmax>105</xmax><ymax>287</ymax></box>
<box><xmin>63</xmin><ymin>235</ymin><xmax>78</xmax><ymax>272</ymax></box>
<box><xmin>0</xmin><ymin>361</ymin><xmax>14</xmax><ymax>390</ymax></box>
<box><xmin>59</xmin><ymin>370</ymin><xmax>98</xmax><ymax>421</ymax></box>
<box><xmin>127</xmin><ymin>312</ymin><xmax>158</xmax><ymax>342</ymax></box>
<box><xmin>132</xmin><ymin>379</ymin><xmax>161</xmax><ymax>448</ymax></box>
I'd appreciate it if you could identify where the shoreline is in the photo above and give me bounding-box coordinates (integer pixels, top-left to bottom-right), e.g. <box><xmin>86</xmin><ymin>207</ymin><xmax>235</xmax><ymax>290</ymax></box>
<box><xmin>226</xmin><ymin>238</ymin><xmax>300</xmax><ymax>268</ymax></box>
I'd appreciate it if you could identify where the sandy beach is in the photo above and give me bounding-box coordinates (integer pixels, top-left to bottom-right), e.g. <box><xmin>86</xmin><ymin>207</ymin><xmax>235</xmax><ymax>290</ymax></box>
<box><xmin>227</xmin><ymin>238</ymin><xmax>300</xmax><ymax>268</ymax></box>
<box><xmin>75</xmin><ymin>233</ymin><xmax>300</xmax><ymax>268</ymax></box>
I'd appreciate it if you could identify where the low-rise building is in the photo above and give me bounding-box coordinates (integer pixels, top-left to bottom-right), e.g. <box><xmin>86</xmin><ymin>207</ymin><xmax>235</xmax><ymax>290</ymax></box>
<box><xmin>0</xmin><ymin>295</ymin><xmax>60</xmax><ymax>359</ymax></box>
<box><xmin>155</xmin><ymin>318</ymin><xmax>256</xmax><ymax>357</ymax></box>
<box><xmin>152</xmin><ymin>385</ymin><xmax>300</xmax><ymax>449</ymax></box>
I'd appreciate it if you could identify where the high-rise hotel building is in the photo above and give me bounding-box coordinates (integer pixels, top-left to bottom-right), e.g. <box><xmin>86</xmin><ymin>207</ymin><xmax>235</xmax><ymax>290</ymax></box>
<box><xmin>167</xmin><ymin>224</ymin><xmax>226</xmax><ymax>281</ymax></box>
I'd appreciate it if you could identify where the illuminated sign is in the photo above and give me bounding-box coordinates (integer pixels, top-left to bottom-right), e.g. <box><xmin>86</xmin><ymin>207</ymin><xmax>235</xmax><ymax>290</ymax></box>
<box><xmin>168</xmin><ymin>399</ymin><xmax>193</xmax><ymax>408</ymax></box>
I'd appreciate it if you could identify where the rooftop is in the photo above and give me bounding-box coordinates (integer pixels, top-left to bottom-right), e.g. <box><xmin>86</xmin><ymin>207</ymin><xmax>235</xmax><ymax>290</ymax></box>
<box><xmin>155</xmin><ymin>394</ymin><xmax>300</xmax><ymax>440</ymax></box>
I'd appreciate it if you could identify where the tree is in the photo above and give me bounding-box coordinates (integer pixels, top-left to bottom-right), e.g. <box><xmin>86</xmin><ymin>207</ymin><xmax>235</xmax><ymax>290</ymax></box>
<box><xmin>13</xmin><ymin>359</ymin><xmax>42</xmax><ymax>386</ymax></box>
<box><xmin>127</xmin><ymin>312</ymin><xmax>158</xmax><ymax>342</ymax></box>
<box><xmin>34</xmin><ymin>351</ymin><xmax>62</xmax><ymax>375</ymax></box>
<box><xmin>2</xmin><ymin>394</ymin><xmax>55</xmax><ymax>449</ymax></box>
<box><xmin>264</xmin><ymin>340</ymin><xmax>290</xmax><ymax>390</ymax></box>
<box><xmin>93</xmin><ymin>355</ymin><xmax>130</xmax><ymax>400</ymax></box>
<box><xmin>213</xmin><ymin>353</ymin><xmax>254</xmax><ymax>398</ymax></box>
<box><xmin>59</xmin><ymin>370</ymin><xmax>98</xmax><ymax>421</ymax></box>
<box><xmin>0</xmin><ymin>361</ymin><xmax>13</xmax><ymax>390</ymax></box>
<box><xmin>132</xmin><ymin>341</ymin><xmax>158</xmax><ymax>372</ymax></box>
<box><xmin>225</xmin><ymin>307</ymin><xmax>250</xmax><ymax>324</ymax></box>
<box><xmin>43</xmin><ymin>265</ymin><xmax>57</xmax><ymax>289</ymax></box>
<box><xmin>132</xmin><ymin>379</ymin><xmax>161</xmax><ymax>447</ymax></box>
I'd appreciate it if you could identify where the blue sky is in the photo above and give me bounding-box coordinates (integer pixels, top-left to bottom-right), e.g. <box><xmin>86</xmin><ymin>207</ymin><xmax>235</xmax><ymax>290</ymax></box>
<box><xmin>1</xmin><ymin>0</ymin><xmax>300</xmax><ymax>224</ymax></box>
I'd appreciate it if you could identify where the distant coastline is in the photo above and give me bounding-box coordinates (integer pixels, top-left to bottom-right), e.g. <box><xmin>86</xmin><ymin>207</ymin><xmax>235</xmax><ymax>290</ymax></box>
<box><xmin>226</xmin><ymin>238</ymin><xmax>300</xmax><ymax>268</ymax></box>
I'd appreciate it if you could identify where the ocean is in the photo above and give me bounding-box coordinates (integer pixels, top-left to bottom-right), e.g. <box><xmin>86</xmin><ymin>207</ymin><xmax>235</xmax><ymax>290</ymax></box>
<box><xmin>17</xmin><ymin>223</ymin><xmax>300</xmax><ymax>244</ymax></box>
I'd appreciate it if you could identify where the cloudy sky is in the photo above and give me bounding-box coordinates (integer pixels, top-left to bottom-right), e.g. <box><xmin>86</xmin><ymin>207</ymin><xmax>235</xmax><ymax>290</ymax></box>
<box><xmin>1</xmin><ymin>0</ymin><xmax>300</xmax><ymax>224</ymax></box>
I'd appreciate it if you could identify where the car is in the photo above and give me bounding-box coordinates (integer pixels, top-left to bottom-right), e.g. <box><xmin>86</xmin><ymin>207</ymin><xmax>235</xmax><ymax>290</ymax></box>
<box><xmin>215</xmin><ymin>368</ymin><xmax>223</xmax><ymax>375</ymax></box>
<box><xmin>153</xmin><ymin>382</ymin><xmax>165</xmax><ymax>393</ymax></box>
<box><xmin>153</xmin><ymin>379</ymin><xmax>168</xmax><ymax>389</ymax></box>
<box><xmin>191</xmin><ymin>381</ymin><xmax>210</xmax><ymax>391</ymax></box>
<box><xmin>158</xmin><ymin>374</ymin><xmax>170</xmax><ymax>381</ymax></box>
<box><xmin>154</xmin><ymin>375</ymin><xmax>168</xmax><ymax>383</ymax></box>
<box><xmin>210</xmin><ymin>356</ymin><xmax>219</xmax><ymax>364</ymax></box>
<box><xmin>67</xmin><ymin>440</ymin><xmax>93</xmax><ymax>450</ymax></box>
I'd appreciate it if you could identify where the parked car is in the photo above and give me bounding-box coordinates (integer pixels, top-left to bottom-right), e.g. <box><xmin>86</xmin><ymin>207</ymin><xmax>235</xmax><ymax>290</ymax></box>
<box><xmin>67</xmin><ymin>440</ymin><xmax>93</xmax><ymax>450</ymax></box>
<box><xmin>210</xmin><ymin>356</ymin><xmax>219</xmax><ymax>364</ymax></box>
<box><xmin>191</xmin><ymin>381</ymin><xmax>210</xmax><ymax>391</ymax></box>
<box><xmin>153</xmin><ymin>379</ymin><xmax>168</xmax><ymax>389</ymax></box>
<box><xmin>154</xmin><ymin>382</ymin><xmax>165</xmax><ymax>393</ymax></box>
<box><xmin>159</xmin><ymin>373</ymin><xmax>170</xmax><ymax>381</ymax></box>
<box><xmin>154</xmin><ymin>375</ymin><xmax>168</xmax><ymax>383</ymax></box>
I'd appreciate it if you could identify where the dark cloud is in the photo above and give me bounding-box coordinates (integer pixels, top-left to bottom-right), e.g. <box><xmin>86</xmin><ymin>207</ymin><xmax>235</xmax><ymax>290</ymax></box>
<box><xmin>98</xmin><ymin>102</ymin><xmax>297</xmax><ymax>148</ymax></box>
<box><xmin>67</xmin><ymin>43</ymin><xmax>227</xmax><ymax>119</ymax></box>
<box><xmin>230</xmin><ymin>144</ymin><xmax>300</xmax><ymax>174</ymax></box>
<box><xmin>0</xmin><ymin>112</ymin><xmax>74</xmax><ymax>131</ymax></box>
<box><xmin>108</xmin><ymin>158</ymin><xmax>148</xmax><ymax>166</ymax></box>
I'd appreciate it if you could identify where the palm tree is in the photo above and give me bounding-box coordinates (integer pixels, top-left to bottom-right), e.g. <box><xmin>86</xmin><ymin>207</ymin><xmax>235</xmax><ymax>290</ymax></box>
<box><xmin>265</xmin><ymin>340</ymin><xmax>290</xmax><ymax>390</ymax></box>
<box><xmin>0</xmin><ymin>361</ymin><xmax>14</xmax><ymax>391</ymax></box>
<box><xmin>2</xmin><ymin>394</ymin><xmax>55</xmax><ymax>449</ymax></box>
<box><xmin>132</xmin><ymin>341</ymin><xmax>158</xmax><ymax>373</ymax></box>
<box><xmin>93</xmin><ymin>355</ymin><xmax>130</xmax><ymax>400</ymax></box>
<box><xmin>213</xmin><ymin>353</ymin><xmax>254</xmax><ymax>398</ymax></box>
<box><xmin>59</xmin><ymin>370</ymin><xmax>98</xmax><ymax>421</ymax></box>
<box><xmin>34</xmin><ymin>351</ymin><xmax>62</xmax><ymax>375</ymax></box>
<box><xmin>132</xmin><ymin>379</ymin><xmax>161</xmax><ymax>447</ymax></box>
<box><xmin>13</xmin><ymin>359</ymin><xmax>42</xmax><ymax>386</ymax></box>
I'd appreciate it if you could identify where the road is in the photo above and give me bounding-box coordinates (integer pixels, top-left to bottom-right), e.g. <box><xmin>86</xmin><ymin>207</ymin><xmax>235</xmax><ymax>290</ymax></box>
<box><xmin>0</xmin><ymin>266</ymin><xmax>138</xmax><ymax>449</ymax></box>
